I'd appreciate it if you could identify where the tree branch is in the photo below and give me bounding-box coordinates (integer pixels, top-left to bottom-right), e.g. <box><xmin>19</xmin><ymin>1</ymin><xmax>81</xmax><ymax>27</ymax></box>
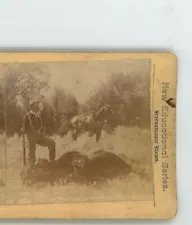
<box><xmin>7</xmin><ymin>85</ymin><xmax>29</xmax><ymax>103</ymax></box>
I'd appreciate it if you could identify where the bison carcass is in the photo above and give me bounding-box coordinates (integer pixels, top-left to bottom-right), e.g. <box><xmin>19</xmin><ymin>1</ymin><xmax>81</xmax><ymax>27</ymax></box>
<box><xmin>20</xmin><ymin>151</ymin><xmax>90</xmax><ymax>186</ymax></box>
<box><xmin>20</xmin><ymin>150</ymin><xmax>133</xmax><ymax>186</ymax></box>
<box><xmin>85</xmin><ymin>150</ymin><xmax>133</xmax><ymax>183</ymax></box>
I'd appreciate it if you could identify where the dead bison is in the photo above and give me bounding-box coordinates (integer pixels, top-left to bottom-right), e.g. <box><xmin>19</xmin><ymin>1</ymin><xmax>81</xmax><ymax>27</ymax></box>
<box><xmin>85</xmin><ymin>150</ymin><xmax>133</xmax><ymax>183</ymax></box>
<box><xmin>54</xmin><ymin>151</ymin><xmax>90</xmax><ymax>184</ymax></box>
<box><xmin>20</xmin><ymin>151</ymin><xmax>90</xmax><ymax>186</ymax></box>
<box><xmin>20</xmin><ymin>150</ymin><xmax>133</xmax><ymax>186</ymax></box>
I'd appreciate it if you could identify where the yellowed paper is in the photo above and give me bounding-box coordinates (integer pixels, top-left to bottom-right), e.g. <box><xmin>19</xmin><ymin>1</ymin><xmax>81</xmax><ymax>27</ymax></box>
<box><xmin>0</xmin><ymin>52</ymin><xmax>177</xmax><ymax>219</ymax></box>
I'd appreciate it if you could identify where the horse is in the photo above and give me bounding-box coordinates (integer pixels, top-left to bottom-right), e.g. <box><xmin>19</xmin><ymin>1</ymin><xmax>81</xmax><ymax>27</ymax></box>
<box><xmin>70</xmin><ymin>105</ymin><xmax>113</xmax><ymax>142</ymax></box>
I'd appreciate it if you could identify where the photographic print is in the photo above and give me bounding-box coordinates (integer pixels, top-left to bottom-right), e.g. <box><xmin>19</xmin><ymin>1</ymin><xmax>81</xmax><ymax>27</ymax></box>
<box><xmin>0</xmin><ymin>53</ymin><xmax>177</xmax><ymax>220</ymax></box>
<box><xmin>0</xmin><ymin>59</ymin><xmax>153</xmax><ymax>205</ymax></box>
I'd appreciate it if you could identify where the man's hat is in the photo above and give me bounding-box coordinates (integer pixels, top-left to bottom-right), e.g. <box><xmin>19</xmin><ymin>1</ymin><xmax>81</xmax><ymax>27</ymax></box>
<box><xmin>29</xmin><ymin>95</ymin><xmax>44</xmax><ymax>107</ymax></box>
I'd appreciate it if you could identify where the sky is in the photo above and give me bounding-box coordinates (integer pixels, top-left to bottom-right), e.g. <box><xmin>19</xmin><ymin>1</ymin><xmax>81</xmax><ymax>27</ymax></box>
<box><xmin>45</xmin><ymin>59</ymin><xmax>151</xmax><ymax>103</ymax></box>
<box><xmin>0</xmin><ymin>59</ymin><xmax>151</xmax><ymax>104</ymax></box>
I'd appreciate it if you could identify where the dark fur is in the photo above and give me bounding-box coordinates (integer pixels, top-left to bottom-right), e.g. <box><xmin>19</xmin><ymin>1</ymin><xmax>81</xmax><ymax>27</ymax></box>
<box><xmin>20</xmin><ymin>150</ymin><xmax>133</xmax><ymax>186</ymax></box>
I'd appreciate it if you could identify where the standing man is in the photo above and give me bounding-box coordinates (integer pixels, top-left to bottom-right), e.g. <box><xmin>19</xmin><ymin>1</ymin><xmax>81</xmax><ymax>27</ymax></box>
<box><xmin>21</xmin><ymin>96</ymin><xmax>56</xmax><ymax>167</ymax></box>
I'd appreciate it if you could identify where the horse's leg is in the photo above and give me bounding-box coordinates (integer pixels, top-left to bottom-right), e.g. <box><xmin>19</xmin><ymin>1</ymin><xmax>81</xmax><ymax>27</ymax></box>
<box><xmin>96</xmin><ymin>129</ymin><xmax>101</xmax><ymax>142</ymax></box>
<box><xmin>71</xmin><ymin>128</ymin><xmax>78</xmax><ymax>141</ymax></box>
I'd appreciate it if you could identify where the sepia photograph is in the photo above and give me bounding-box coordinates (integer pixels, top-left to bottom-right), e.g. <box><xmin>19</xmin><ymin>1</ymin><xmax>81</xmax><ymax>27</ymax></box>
<box><xmin>0</xmin><ymin>59</ymin><xmax>153</xmax><ymax>205</ymax></box>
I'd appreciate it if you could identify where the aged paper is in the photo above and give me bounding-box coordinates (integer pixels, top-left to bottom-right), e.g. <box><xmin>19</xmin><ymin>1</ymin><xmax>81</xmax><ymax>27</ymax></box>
<box><xmin>0</xmin><ymin>52</ymin><xmax>177</xmax><ymax>219</ymax></box>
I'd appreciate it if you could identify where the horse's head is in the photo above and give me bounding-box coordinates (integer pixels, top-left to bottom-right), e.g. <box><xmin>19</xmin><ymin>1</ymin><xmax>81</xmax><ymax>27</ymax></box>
<box><xmin>95</xmin><ymin>104</ymin><xmax>114</xmax><ymax>123</ymax></box>
<box><xmin>105</xmin><ymin>104</ymin><xmax>113</xmax><ymax>114</ymax></box>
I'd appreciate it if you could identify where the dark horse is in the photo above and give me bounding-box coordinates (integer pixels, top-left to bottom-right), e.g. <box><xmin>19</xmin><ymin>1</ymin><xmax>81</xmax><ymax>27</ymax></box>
<box><xmin>70</xmin><ymin>105</ymin><xmax>113</xmax><ymax>142</ymax></box>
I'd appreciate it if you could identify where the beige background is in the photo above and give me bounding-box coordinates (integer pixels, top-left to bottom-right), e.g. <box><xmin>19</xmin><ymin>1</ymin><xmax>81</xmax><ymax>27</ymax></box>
<box><xmin>0</xmin><ymin>52</ymin><xmax>177</xmax><ymax>219</ymax></box>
